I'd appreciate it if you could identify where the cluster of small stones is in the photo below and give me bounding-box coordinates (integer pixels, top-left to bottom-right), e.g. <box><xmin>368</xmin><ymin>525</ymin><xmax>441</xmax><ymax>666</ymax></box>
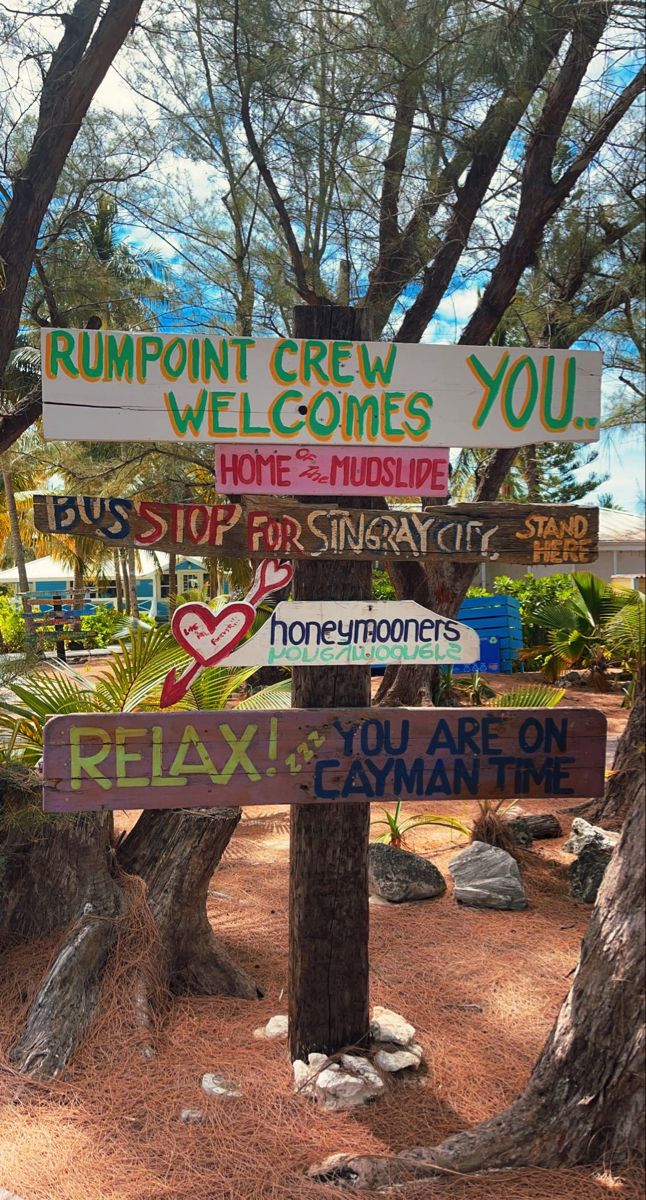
<box><xmin>292</xmin><ymin>1006</ymin><xmax>424</xmax><ymax>1112</ymax></box>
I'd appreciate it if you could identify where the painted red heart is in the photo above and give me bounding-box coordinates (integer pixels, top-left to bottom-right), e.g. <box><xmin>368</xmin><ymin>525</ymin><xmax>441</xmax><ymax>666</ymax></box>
<box><xmin>247</xmin><ymin>558</ymin><xmax>294</xmax><ymax>604</ymax></box>
<box><xmin>171</xmin><ymin>601</ymin><xmax>255</xmax><ymax>667</ymax></box>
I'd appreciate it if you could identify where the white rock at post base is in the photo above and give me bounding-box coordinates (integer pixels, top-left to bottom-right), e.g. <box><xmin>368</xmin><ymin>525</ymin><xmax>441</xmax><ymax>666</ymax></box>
<box><xmin>201</xmin><ymin>1072</ymin><xmax>241</xmax><ymax>1097</ymax></box>
<box><xmin>0</xmin><ymin>1191</ymin><xmax>25</xmax><ymax>1200</ymax></box>
<box><xmin>370</xmin><ymin>1005</ymin><xmax>416</xmax><ymax>1046</ymax></box>
<box><xmin>293</xmin><ymin>1052</ymin><xmax>384</xmax><ymax>1110</ymax></box>
<box><xmin>253</xmin><ymin>1013</ymin><xmax>289</xmax><ymax>1040</ymax></box>
<box><xmin>265</xmin><ymin>1014</ymin><xmax>289</xmax><ymax>1039</ymax></box>
<box><xmin>374</xmin><ymin>1042</ymin><xmax>423</xmax><ymax>1073</ymax></box>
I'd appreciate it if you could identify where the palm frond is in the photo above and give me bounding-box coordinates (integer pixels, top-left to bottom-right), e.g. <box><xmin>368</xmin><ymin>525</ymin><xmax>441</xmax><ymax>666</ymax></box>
<box><xmin>399</xmin><ymin>813</ymin><xmax>471</xmax><ymax>837</ymax></box>
<box><xmin>183</xmin><ymin>665</ymin><xmax>259</xmax><ymax>711</ymax></box>
<box><xmin>95</xmin><ymin>623</ymin><xmax>186</xmax><ymax>712</ymax></box>
<box><xmin>234</xmin><ymin>679</ymin><xmax>292</xmax><ymax>710</ymax></box>
<box><xmin>489</xmin><ymin>684</ymin><xmax>565</xmax><ymax>708</ymax></box>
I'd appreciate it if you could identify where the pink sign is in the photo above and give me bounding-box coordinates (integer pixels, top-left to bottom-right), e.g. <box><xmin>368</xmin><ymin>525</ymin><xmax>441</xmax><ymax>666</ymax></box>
<box><xmin>214</xmin><ymin>445</ymin><xmax>449</xmax><ymax>496</ymax></box>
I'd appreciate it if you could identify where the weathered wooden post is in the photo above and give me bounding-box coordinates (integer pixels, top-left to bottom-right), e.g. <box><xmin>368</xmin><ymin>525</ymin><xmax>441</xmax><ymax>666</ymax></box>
<box><xmin>288</xmin><ymin>304</ymin><xmax>373</xmax><ymax>1061</ymax></box>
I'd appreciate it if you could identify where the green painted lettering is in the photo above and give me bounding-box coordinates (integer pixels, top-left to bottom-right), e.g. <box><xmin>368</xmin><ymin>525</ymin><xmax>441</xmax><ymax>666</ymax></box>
<box><xmin>469</xmin><ymin>351</ymin><xmax>510</xmax><ymax>428</ymax></box>
<box><xmin>164</xmin><ymin>388</ymin><xmax>208</xmax><ymax>436</ymax></box>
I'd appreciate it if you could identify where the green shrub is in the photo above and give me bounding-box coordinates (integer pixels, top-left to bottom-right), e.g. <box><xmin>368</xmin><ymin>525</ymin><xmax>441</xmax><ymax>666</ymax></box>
<box><xmin>80</xmin><ymin>605</ymin><xmax>127</xmax><ymax>648</ymax></box>
<box><xmin>0</xmin><ymin>596</ymin><xmax>25</xmax><ymax>651</ymax></box>
<box><xmin>467</xmin><ymin>573</ymin><xmax>579</xmax><ymax>667</ymax></box>
<box><xmin>372</xmin><ymin>568</ymin><xmax>395</xmax><ymax>600</ymax></box>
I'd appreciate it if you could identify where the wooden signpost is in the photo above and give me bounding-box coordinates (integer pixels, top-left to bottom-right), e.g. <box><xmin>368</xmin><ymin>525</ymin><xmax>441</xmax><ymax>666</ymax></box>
<box><xmin>43</xmin><ymin>707</ymin><xmax>608</xmax><ymax>813</ymax></box>
<box><xmin>33</xmin><ymin>496</ymin><xmax>600</xmax><ymax>566</ymax></box>
<box><xmin>41</xmin><ymin>329</ymin><xmax>602</xmax><ymax>447</ymax></box>
<box><xmin>214</xmin><ymin>445</ymin><xmax>450</xmax><ymax>496</ymax></box>
<box><xmin>193</xmin><ymin>600</ymin><xmax>481</xmax><ymax>668</ymax></box>
<box><xmin>37</xmin><ymin>315</ymin><xmax>605</xmax><ymax>1066</ymax></box>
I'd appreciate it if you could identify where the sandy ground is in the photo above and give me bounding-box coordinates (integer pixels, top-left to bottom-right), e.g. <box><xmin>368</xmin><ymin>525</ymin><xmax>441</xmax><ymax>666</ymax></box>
<box><xmin>0</xmin><ymin>681</ymin><xmax>640</xmax><ymax>1200</ymax></box>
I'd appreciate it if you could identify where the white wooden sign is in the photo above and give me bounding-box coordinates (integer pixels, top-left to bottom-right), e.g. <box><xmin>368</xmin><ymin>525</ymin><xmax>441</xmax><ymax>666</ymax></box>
<box><xmin>41</xmin><ymin>329</ymin><xmax>602</xmax><ymax>447</ymax></box>
<box><xmin>171</xmin><ymin>600</ymin><xmax>480</xmax><ymax>669</ymax></box>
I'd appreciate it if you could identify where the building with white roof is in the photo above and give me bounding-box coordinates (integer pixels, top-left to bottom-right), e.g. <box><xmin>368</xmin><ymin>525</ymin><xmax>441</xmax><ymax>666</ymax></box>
<box><xmin>0</xmin><ymin>551</ymin><xmax>208</xmax><ymax>619</ymax></box>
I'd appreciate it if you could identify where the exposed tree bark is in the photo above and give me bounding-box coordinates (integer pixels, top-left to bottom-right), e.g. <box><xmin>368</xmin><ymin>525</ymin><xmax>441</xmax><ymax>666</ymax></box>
<box><xmin>1</xmin><ymin>772</ymin><xmax>258</xmax><ymax>1076</ymax></box>
<box><xmin>117</xmin><ymin>807</ymin><xmax>259</xmax><ymax>998</ymax></box>
<box><xmin>0</xmin><ymin>0</ymin><xmax>146</xmax><ymax>455</ymax></box>
<box><xmin>0</xmin><ymin>454</ymin><xmax>35</xmax><ymax>640</ymax></box>
<box><xmin>0</xmin><ymin>770</ymin><xmax>116</xmax><ymax>946</ymax></box>
<box><xmin>9</xmin><ymin>889</ymin><xmax>125</xmax><ymax>1077</ymax></box>
<box><xmin>0</xmin><ymin>770</ymin><xmax>125</xmax><ymax>1076</ymax></box>
<box><xmin>583</xmin><ymin>667</ymin><xmax>645</xmax><ymax>829</ymax></box>
<box><xmin>310</xmin><ymin>677</ymin><xmax>646</xmax><ymax>1189</ymax></box>
<box><xmin>289</xmin><ymin>304</ymin><xmax>372</xmax><ymax>1062</ymax></box>
<box><xmin>508</xmin><ymin>812</ymin><xmax>563</xmax><ymax>841</ymax></box>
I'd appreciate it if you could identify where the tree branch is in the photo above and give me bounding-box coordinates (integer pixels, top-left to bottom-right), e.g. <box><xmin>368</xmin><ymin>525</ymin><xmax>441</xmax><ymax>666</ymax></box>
<box><xmin>461</xmin><ymin>55</ymin><xmax>643</xmax><ymax>346</ymax></box>
<box><xmin>232</xmin><ymin>0</ymin><xmax>322</xmax><ymax>305</ymax></box>
<box><xmin>0</xmin><ymin>0</ymin><xmax>145</xmax><ymax>454</ymax></box>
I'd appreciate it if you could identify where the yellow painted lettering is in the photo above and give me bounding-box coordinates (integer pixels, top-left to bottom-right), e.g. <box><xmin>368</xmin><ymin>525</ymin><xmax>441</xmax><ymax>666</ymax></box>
<box><xmin>168</xmin><ymin>724</ymin><xmax>222</xmax><ymax>782</ymax></box>
<box><xmin>219</xmin><ymin>723</ymin><xmax>260</xmax><ymax>781</ymax></box>
<box><xmin>115</xmin><ymin>727</ymin><xmax>149</xmax><ymax>787</ymax></box>
<box><xmin>70</xmin><ymin>725</ymin><xmax>112</xmax><ymax>791</ymax></box>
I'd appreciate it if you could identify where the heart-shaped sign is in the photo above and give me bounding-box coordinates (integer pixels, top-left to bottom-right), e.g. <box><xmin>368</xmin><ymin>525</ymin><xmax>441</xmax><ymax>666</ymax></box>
<box><xmin>171</xmin><ymin>601</ymin><xmax>255</xmax><ymax>667</ymax></box>
<box><xmin>247</xmin><ymin>558</ymin><xmax>294</xmax><ymax>606</ymax></box>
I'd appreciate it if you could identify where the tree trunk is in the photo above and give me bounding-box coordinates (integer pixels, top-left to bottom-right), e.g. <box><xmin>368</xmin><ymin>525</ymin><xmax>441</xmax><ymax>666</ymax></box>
<box><xmin>208</xmin><ymin>558</ymin><xmax>218</xmax><ymax>600</ymax></box>
<box><xmin>1</xmin><ymin>454</ymin><xmax>35</xmax><ymax>641</ymax></box>
<box><xmin>72</xmin><ymin>551</ymin><xmax>84</xmax><ymax>636</ymax></box>
<box><xmin>584</xmin><ymin>666</ymin><xmax>645</xmax><ymax>829</ymax></box>
<box><xmin>288</xmin><ymin>304</ymin><xmax>373</xmax><ymax>1063</ymax></box>
<box><xmin>120</xmin><ymin>550</ymin><xmax>131</xmax><ymax>614</ymax></box>
<box><xmin>0</xmin><ymin>768</ymin><xmax>116</xmax><ymax>947</ymax></box>
<box><xmin>127</xmin><ymin>543</ymin><xmax>139</xmax><ymax>617</ymax></box>
<box><xmin>0</xmin><ymin>767</ymin><xmax>125</xmax><ymax>1076</ymax></box>
<box><xmin>1</xmin><ymin>775</ymin><xmax>258</xmax><ymax>1076</ymax></box>
<box><xmin>310</xmin><ymin>676</ymin><xmax>646</xmax><ymax>1189</ymax></box>
<box><xmin>113</xmin><ymin>548</ymin><xmax>124</xmax><ymax>611</ymax></box>
<box><xmin>117</xmin><ymin>807</ymin><xmax>259</xmax><ymax>998</ymax></box>
<box><xmin>168</xmin><ymin>550</ymin><xmax>178</xmax><ymax>611</ymax></box>
<box><xmin>508</xmin><ymin>812</ymin><xmax>563</xmax><ymax>841</ymax></box>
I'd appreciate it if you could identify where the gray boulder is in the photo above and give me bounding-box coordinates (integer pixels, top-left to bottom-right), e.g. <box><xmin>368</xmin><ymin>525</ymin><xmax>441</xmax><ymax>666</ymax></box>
<box><xmin>448</xmin><ymin>841</ymin><xmax>528</xmax><ymax>911</ymax></box>
<box><xmin>564</xmin><ymin>817</ymin><xmax>619</xmax><ymax>857</ymax></box>
<box><xmin>569</xmin><ymin>845</ymin><xmax>613</xmax><ymax>903</ymax></box>
<box><xmin>368</xmin><ymin>842</ymin><xmax>446</xmax><ymax>903</ymax></box>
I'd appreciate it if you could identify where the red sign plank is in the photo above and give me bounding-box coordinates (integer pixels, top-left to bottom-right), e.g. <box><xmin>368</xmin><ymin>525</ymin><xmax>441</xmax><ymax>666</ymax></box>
<box><xmin>43</xmin><ymin>707</ymin><xmax>607</xmax><ymax>812</ymax></box>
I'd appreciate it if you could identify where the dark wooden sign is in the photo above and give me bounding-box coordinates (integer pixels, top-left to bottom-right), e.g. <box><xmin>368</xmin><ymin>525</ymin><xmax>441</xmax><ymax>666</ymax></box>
<box><xmin>43</xmin><ymin>706</ymin><xmax>607</xmax><ymax>812</ymax></box>
<box><xmin>34</xmin><ymin>495</ymin><xmax>599</xmax><ymax>565</ymax></box>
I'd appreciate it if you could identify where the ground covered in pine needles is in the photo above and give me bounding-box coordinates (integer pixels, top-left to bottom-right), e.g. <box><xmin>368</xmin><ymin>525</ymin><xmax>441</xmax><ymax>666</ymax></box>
<box><xmin>0</xmin><ymin>687</ymin><xmax>641</xmax><ymax>1200</ymax></box>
